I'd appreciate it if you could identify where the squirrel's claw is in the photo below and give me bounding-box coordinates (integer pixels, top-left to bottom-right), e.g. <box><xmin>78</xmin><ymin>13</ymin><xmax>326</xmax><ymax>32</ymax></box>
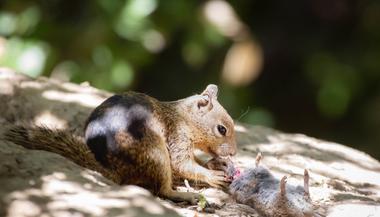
<box><xmin>207</xmin><ymin>170</ymin><xmax>229</xmax><ymax>189</ymax></box>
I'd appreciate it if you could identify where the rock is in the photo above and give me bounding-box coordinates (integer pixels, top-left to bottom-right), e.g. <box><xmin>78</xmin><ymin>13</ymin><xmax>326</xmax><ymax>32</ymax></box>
<box><xmin>0</xmin><ymin>141</ymin><xmax>181</xmax><ymax>217</ymax></box>
<box><xmin>0</xmin><ymin>68</ymin><xmax>379</xmax><ymax>217</ymax></box>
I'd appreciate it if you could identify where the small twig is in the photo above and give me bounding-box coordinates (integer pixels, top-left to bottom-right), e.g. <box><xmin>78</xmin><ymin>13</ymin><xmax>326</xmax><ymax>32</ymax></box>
<box><xmin>184</xmin><ymin>179</ymin><xmax>191</xmax><ymax>192</ymax></box>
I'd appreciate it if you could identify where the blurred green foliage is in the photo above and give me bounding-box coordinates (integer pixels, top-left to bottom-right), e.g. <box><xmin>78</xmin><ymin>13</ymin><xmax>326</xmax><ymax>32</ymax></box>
<box><xmin>0</xmin><ymin>0</ymin><xmax>379</xmax><ymax>159</ymax></box>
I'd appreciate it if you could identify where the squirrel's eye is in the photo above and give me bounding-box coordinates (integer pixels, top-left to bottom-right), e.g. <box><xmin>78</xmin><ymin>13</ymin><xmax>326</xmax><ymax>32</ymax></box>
<box><xmin>217</xmin><ymin>125</ymin><xmax>227</xmax><ymax>136</ymax></box>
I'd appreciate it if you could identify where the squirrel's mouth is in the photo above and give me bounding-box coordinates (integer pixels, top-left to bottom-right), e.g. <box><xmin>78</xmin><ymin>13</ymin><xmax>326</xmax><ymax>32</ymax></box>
<box><xmin>219</xmin><ymin>155</ymin><xmax>231</xmax><ymax>160</ymax></box>
<box><xmin>207</xmin><ymin>147</ymin><xmax>231</xmax><ymax>158</ymax></box>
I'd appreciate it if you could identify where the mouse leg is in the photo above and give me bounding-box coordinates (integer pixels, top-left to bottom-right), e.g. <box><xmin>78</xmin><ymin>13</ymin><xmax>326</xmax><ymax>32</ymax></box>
<box><xmin>255</xmin><ymin>152</ymin><xmax>262</xmax><ymax>167</ymax></box>
<box><xmin>304</xmin><ymin>169</ymin><xmax>310</xmax><ymax>198</ymax></box>
<box><xmin>280</xmin><ymin>176</ymin><xmax>287</xmax><ymax>196</ymax></box>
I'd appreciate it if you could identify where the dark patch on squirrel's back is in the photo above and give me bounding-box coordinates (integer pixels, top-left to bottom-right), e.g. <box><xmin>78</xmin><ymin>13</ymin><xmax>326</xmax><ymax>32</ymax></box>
<box><xmin>84</xmin><ymin>92</ymin><xmax>154</xmax><ymax>166</ymax></box>
<box><xmin>84</xmin><ymin>93</ymin><xmax>153</xmax><ymax>128</ymax></box>
<box><xmin>127</xmin><ymin>117</ymin><xmax>145</xmax><ymax>140</ymax></box>
<box><xmin>86</xmin><ymin>135</ymin><xmax>108</xmax><ymax>166</ymax></box>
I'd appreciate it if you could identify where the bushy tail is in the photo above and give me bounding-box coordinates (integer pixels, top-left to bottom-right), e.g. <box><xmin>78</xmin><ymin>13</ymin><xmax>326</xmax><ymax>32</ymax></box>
<box><xmin>4</xmin><ymin>124</ymin><xmax>116</xmax><ymax>182</ymax></box>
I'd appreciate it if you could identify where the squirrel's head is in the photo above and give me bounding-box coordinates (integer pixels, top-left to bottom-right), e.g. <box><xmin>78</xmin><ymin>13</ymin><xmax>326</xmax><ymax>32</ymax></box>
<box><xmin>181</xmin><ymin>84</ymin><xmax>237</xmax><ymax>157</ymax></box>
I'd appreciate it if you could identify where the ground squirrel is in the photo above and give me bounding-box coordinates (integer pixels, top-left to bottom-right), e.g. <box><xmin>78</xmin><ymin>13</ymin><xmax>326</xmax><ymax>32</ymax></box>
<box><xmin>5</xmin><ymin>84</ymin><xmax>237</xmax><ymax>203</ymax></box>
<box><xmin>229</xmin><ymin>153</ymin><xmax>314</xmax><ymax>217</ymax></box>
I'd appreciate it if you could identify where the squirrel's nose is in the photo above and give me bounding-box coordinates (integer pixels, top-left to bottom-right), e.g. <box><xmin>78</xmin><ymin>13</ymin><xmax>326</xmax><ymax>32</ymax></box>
<box><xmin>230</xmin><ymin>147</ymin><xmax>237</xmax><ymax>156</ymax></box>
<box><xmin>221</xmin><ymin>143</ymin><xmax>237</xmax><ymax>156</ymax></box>
<box><xmin>230</xmin><ymin>140</ymin><xmax>237</xmax><ymax>156</ymax></box>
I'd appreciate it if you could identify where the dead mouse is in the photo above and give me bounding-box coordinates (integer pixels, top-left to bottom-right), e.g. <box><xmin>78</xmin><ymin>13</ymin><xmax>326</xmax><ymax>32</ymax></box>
<box><xmin>229</xmin><ymin>153</ymin><xmax>314</xmax><ymax>217</ymax></box>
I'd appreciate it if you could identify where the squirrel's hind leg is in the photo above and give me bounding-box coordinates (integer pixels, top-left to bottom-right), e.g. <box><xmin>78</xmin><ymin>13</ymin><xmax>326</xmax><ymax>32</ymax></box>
<box><xmin>160</xmin><ymin>184</ymin><xmax>200</xmax><ymax>204</ymax></box>
<box><xmin>156</xmin><ymin>144</ymin><xmax>200</xmax><ymax>204</ymax></box>
<box><xmin>115</xmin><ymin>130</ymin><xmax>201</xmax><ymax>204</ymax></box>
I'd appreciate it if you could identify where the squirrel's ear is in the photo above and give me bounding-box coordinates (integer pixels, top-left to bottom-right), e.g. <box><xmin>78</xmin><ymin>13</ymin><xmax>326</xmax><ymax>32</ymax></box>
<box><xmin>198</xmin><ymin>84</ymin><xmax>218</xmax><ymax>110</ymax></box>
<box><xmin>201</xmin><ymin>84</ymin><xmax>218</xmax><ymax>100</ymax></box>
<box><xmin>197</xmin><ymin>94</ymin><xmax>211</xmax><ymax>109</ymax></box>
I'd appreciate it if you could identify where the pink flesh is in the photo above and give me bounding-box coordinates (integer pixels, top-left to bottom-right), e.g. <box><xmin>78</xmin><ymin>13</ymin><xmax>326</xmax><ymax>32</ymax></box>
<box><xmin>233</xmin><ymin>167</ymin><xmax>241</xmax><ymax>179</ymax></box>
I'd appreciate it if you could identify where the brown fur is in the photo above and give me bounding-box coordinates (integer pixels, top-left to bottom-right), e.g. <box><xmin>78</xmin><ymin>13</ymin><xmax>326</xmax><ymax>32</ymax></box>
<box><xmin>4</xmin><ymin>125</ymin><xmax>120</xmax><ymax>183</ymax></box>
<box><xmin>5</xmin><ymin>84</ymin><xmax>237</xmax><ymax>204</ymax></box>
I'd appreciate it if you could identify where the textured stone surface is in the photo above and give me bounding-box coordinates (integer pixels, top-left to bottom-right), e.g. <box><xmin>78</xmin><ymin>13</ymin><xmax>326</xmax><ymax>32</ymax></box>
<box><xmin>0</xmin><ymin>141</ymin><xmax>181</xmax><ymax>217</ymax></box>
<box><xmin>1</xmin><ymin>68</ymin><xmax>379</xmax><ymax>217</ymax></box>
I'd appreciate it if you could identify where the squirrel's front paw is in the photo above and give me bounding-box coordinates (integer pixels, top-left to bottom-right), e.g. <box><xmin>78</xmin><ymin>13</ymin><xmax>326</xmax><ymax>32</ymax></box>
<box><xmin>206</xmin><ymin>170</ymin><xmax>229</xmax><ymax>188</ymax></box>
